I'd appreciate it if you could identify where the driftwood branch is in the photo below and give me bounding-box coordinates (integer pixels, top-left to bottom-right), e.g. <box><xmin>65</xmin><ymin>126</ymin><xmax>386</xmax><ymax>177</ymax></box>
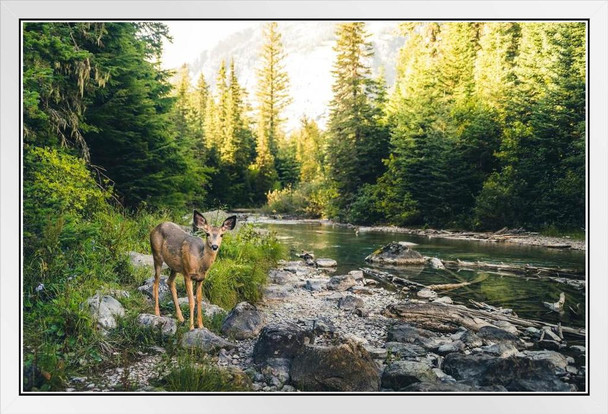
<box><xmin>383</xmin><ymin>302</ymin><xmax>585</xmax><ymax>338</ymax></box>
<box><xmin>440</xmin><ymin>259</ymin><xmax>584</xmax><ymax>280</ymax></box>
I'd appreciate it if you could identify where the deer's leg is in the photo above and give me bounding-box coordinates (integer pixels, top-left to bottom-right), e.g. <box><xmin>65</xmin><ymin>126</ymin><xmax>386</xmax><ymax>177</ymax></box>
<box><xmin>196</xmin><ymin>280</ymin><xmax>204</xmax><ymax>329</ymax></box>
<box><xmin>168</xmin><ymin>270</ymin><xmax>184</xmax><ymax>323</ymax></box>
<box><xmin>152</xmin><ymin>260</ymin><xmax>162</xmax><ymax>317</ymax></box>
<box><xmin>185</xmin><ymin>275</ymin><xmax>195</xmax><ymax>330</ymax></box>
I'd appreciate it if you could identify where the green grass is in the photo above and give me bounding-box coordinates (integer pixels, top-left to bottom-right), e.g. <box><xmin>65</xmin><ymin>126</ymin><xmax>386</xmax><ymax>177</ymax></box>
<box><xmin>540</xmin><ymin>225</ymin><xmax>585</xmax><ymax>241</ymax></box>
<box><xmin>153</xmin><ymin>352</ymin><xmax>251</xmax><ymax>392</ymax></box>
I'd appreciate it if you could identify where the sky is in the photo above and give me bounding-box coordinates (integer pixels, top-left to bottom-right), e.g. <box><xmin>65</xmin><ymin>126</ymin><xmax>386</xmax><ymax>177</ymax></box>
<box><xmin>161</xmin><ymin>21</ymin><xmax>258</xmax><ymax>70</ymax></box>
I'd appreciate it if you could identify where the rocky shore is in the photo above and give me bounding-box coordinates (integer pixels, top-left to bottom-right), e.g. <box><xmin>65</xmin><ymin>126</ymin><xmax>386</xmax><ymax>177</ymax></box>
<box><xmin>70</xmin><ymin>252</ymin><xmax>586</xmax><ymax>393</ymax></box>
<box><xmin>244</xmin><ymin>215</ymin><xmax>585</xmax><ymax>251</ymax></box>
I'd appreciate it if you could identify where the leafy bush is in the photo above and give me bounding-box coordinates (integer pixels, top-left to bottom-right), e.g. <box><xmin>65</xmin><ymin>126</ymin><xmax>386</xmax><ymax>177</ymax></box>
<box><xmin>204</xmin><ymin>223</ymin><xmax>286</xmax><ymax>308</ymax></box>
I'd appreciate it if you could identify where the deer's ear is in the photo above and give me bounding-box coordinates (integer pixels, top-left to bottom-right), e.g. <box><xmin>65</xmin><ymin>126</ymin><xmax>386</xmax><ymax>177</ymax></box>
<box><xmin>221</xmin><ymin>215</ymin><xmax>237</xmax><ymax>231</ymax></box>
<box><xmin>193</xmin><ymin>210</ymin><xmax>209</xmax><ymax>230</ymax></box>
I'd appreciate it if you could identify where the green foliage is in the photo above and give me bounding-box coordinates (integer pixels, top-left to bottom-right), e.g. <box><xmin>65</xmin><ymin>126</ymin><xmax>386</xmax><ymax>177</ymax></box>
<box><xmin>23</xmin><ymin>146</ymin><xmax>110</xmax><ymax>240</ymax></box>
<box><xmin>203</xmin><ymin>224</ymin><xmax>286</xmax><ymax>308</ymax></box>
<box><xmin>326</xmin><ymin>22</ymin><xmax>390</xmax><ymax>217</ymax></box>
<box><xmin>154</xmin><ymin>352</ymin><xmax>251</xmax><ymax>391</ymax></box>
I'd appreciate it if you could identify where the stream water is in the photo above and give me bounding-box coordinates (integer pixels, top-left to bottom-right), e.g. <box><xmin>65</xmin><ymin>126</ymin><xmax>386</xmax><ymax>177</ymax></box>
<box><xmin>256</xmin><ymin>221</ymin><xmax>587</xmax><ymax>329</ymax></box>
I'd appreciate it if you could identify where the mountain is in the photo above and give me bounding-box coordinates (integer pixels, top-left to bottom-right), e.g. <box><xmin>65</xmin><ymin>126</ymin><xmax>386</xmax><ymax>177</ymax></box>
<box><xmin>185</xmin><ymin>21</ymin><xmax>405</xmax><ymax>132</ymax></box>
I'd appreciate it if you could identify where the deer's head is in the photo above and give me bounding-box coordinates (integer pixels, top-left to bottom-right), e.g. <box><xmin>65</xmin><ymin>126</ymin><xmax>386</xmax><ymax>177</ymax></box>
<box><xmin>193</xmin><ymin>211</ymin><xmax>237</xmax><ymax>252</ymax></box>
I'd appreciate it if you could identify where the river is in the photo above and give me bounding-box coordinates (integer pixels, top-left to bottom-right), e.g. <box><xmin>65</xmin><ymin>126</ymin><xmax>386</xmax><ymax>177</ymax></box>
<box><xmin>255</xmin><ymin>221</ymin><xmax>586</xmax><ymax>329</ymax></box>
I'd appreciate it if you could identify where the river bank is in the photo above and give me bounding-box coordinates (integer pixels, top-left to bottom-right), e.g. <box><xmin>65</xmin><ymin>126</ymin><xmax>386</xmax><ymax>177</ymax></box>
<box><xmin>242</xmin><ymin>215</ymin><xmax>586</xmax><ymax>251</ymax></box>
<box><xmin>67</xmin><ymin>252</ymin><xmax>586</xmax><ymax>393</ymax></box>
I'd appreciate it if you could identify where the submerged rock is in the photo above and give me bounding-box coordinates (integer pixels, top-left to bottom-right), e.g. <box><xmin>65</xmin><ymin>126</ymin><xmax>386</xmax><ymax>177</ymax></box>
<box><xmin>221</xmin><ymin>302</ymin><xmax>265</xmax><ymax>340</ymax></box>
<box><xmin>290</xmin><ymin>341</ymin><xmax>380</xmax><ymax>391</ymax></box>
<box><xmin>365</xmin><ymin>242</ymin><xmax>425</xmax><ymax>265</ymax></box>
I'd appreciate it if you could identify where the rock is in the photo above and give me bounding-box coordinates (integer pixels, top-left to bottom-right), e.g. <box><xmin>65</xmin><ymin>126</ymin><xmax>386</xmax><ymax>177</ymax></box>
<box><xmin>521</xmin><ymin>350</ymin><xmax>568</xmax><ymax>373</ymax></box>
<box><xmin>305</xmin><ymin>279</ymin><xmax>327</xmax><ymax>291</ymax></box>
<box><xmin>436</xmin><ymin>340</ymin><xmax>465</xmax><ymax>355</ymax></box>
<box><xmin>221</xmin><ymin>302</ymin><xmax>265</xmax><ymax>340</ymax></box>
<box><xmin>349</xmin><ymin>286</ymin><xmax>373</xmax><ymax>295</ymax></box>
<box><xmin>136</xmin><ymin>314</ymin><xmax>177</xmax><ymax>336</ymax></box>
<box><xmin>442</xmin><ymin>354</ymin><xmax>498</xmax><ymax>384</ymax></box>
<box><xmin>290</xmin><ymin>342</ymin><xmax>380</xmax><ymax>391</ymax></box>
<box><xmin>355</xmin><ymin>308</ymin><xmax>371</xmax><ymax>317</ymax></box>
<box><xmin>385</xmin><ymin>342</ymin><xmax>427</xmax><ymax>359</ymax></box>
<box><xmin>138</xmin><ymin>276</ymin><xmax>170</xmax><ymax>302</ymax></box>
<box><xmin>252</xmin><ymin>322</ymin><xmax>314</xmax><ymax>363</ymax></box>
<box><xmin>312</xmin><ymin>317</ymin><xmax>337</xmax><ymax>336</ymax></box>
<box><xmin>381</xmin><ymin>360</ymin><xmax>439</xmax><ymax>390</ymax></box>
<box><xmin>478</xmin><ymin>342</ymin><xmax>520</xmax><ymax>358</ymax></box>
<box><xmin>442</xmin><ymin>353</ymin><xmax>573</xmax><ymax>391</ymax></box>
<box><xmin>181</xmin><ymin>328</ymin><xmax>237</xmax><ymax>353</ymax></box>
<box><xmin>482</xmin><ymin>356</ymin><xmax>573</xmax><ymax>391</ymax></box>
<box><xmin>417</xmin><ymin>288</ymin><xmax>438</xmax><ymax>300</ymax></box>
<box><xmin>263</xmin><ymin>285</ymin><xmax>295</xmax><ymax>301</ymax></box>
<box><xmin>387</xmin><ymin>323</ymin><xmax>439</xmax><ymax>348</ymax></box>
<box><xmin>458</xmin><ymin>330</ymin><xmax>482</xmax><ymax>348</ymax></box>
<box><xmin>260</xmin><ymin>358</ymin><xmax>291</xmax><ymax>388</ymax></box>
<box><xmin>428</xmin><ymin>257</ymin><xmax>445</xmax><ymax>269</ymax></box>
<box><xmin>338</xmin><ymin>295</ymin><xmax>364</xmax><ymax>311</ymax></box>
<box><xmin>364</xmin><ymin>346</ymin><xmax>388</xmax><ymax>359</ymax></box>
<box><xmin>326</xmin><ymin>274</ymin><xmax>357</xmax><ymax>291</ymax></box>
<box><xmin>365</xmin><ymin>242</ymin><xmax>425</xmax><ymax>265</ymax></box>
<box><xmin>315</xmin><ymin>258</ymin><xmax>337</xmax><ymax>267</ymax></box>
<box><xmin>538</xmin><ymin>339</ymin><xmax>563</xmax><ymax>351</ymax></box>
<box><xmin>348</xmin><ymin>270</ymin><xmax>364</xmax><ymax>282</ymax></box>
<box><xmin>268</xmin><ymin>269</ymin><xmax>299</xmax><ymax>285</ymax></box>
<box><xmin>83</xmin><ymin>294</ymin><xmax>125</xmax><ymax>330</ymax></box>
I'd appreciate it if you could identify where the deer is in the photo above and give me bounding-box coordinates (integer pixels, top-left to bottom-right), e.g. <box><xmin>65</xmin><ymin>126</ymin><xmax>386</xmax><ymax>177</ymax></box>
<box><xmin>149</xmin><ymin>211</ymin><xmax>237</xmax><ymax>330</ymax></box>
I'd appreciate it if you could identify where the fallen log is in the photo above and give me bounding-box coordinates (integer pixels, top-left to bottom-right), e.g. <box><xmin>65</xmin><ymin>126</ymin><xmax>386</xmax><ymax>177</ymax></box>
<box><xmin>383</xmin><ymin>301</ymin><xmax>585</xmax><ymax>338</ymax></box>
<box><xmin>360</xmin><ymin>267</ymin><xmax>427</xmax><ymax>289</ymax></box>
<box><xmin>426</xmin><ymin>273</ymin><xmax>488</xmax><ymax>291</ymax></box>
<box><xmin>441</xmin><ymin>259</ymin><xmax>584</xmax><ymax>280</ymax></box>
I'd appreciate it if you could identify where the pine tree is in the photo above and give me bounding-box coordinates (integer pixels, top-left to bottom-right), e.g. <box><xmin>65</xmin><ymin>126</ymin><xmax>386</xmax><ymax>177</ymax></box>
<box><xmin>326</xmin><ymin>22</ymin><xmax>390</xmax><ymax>217</ymax></box>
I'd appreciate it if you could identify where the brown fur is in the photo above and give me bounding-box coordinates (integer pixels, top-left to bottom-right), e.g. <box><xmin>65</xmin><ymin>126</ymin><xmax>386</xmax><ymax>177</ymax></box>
<box><xmin>149</xmin><ymin>211</ymin><xmax>236</xmax><ymax>330</ymax></box>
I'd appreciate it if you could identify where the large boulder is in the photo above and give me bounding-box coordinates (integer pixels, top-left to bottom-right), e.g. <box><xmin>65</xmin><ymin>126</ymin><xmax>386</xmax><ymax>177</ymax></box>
<box><xmin>136</xmin><ymin>314</ymin><xmax>177</xmax><ymax>336</ymax></box>
<box><xmin>83</xmin><ymin>294</ymin><xmax>125</xmax><ymax>330</ymax></box>
<box><xmin>221</xmin><ymin>302</ymin><xmax>265</xmax><ymax>340</ymax></box>
<box><xmin>365</xmin><ymin>242</ymin><xmax>425</xmax><ymax>265</ymax></box>
<box><xmin>181</xmin><ymin>328</ymin><xmax>237</xmax><ymax>353</ymax></box>
<box><xmin>442</xmin><ymin>353</ymin><xmax>573</xmax><ymax>392</ymax></box>
<box><xmin>381</xmin><ymin>360</ymin><xmax>439</xmax><ymax>390</ymax></box>
<box><xmin>290</xmin><ymin>341</ymin><xmax>380</xmax><ymax>391</ymax></box>
<box><xmin>252</xmin><ymin>322</ymin><xmax>314</xmax><ymax>363</ymax></box>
